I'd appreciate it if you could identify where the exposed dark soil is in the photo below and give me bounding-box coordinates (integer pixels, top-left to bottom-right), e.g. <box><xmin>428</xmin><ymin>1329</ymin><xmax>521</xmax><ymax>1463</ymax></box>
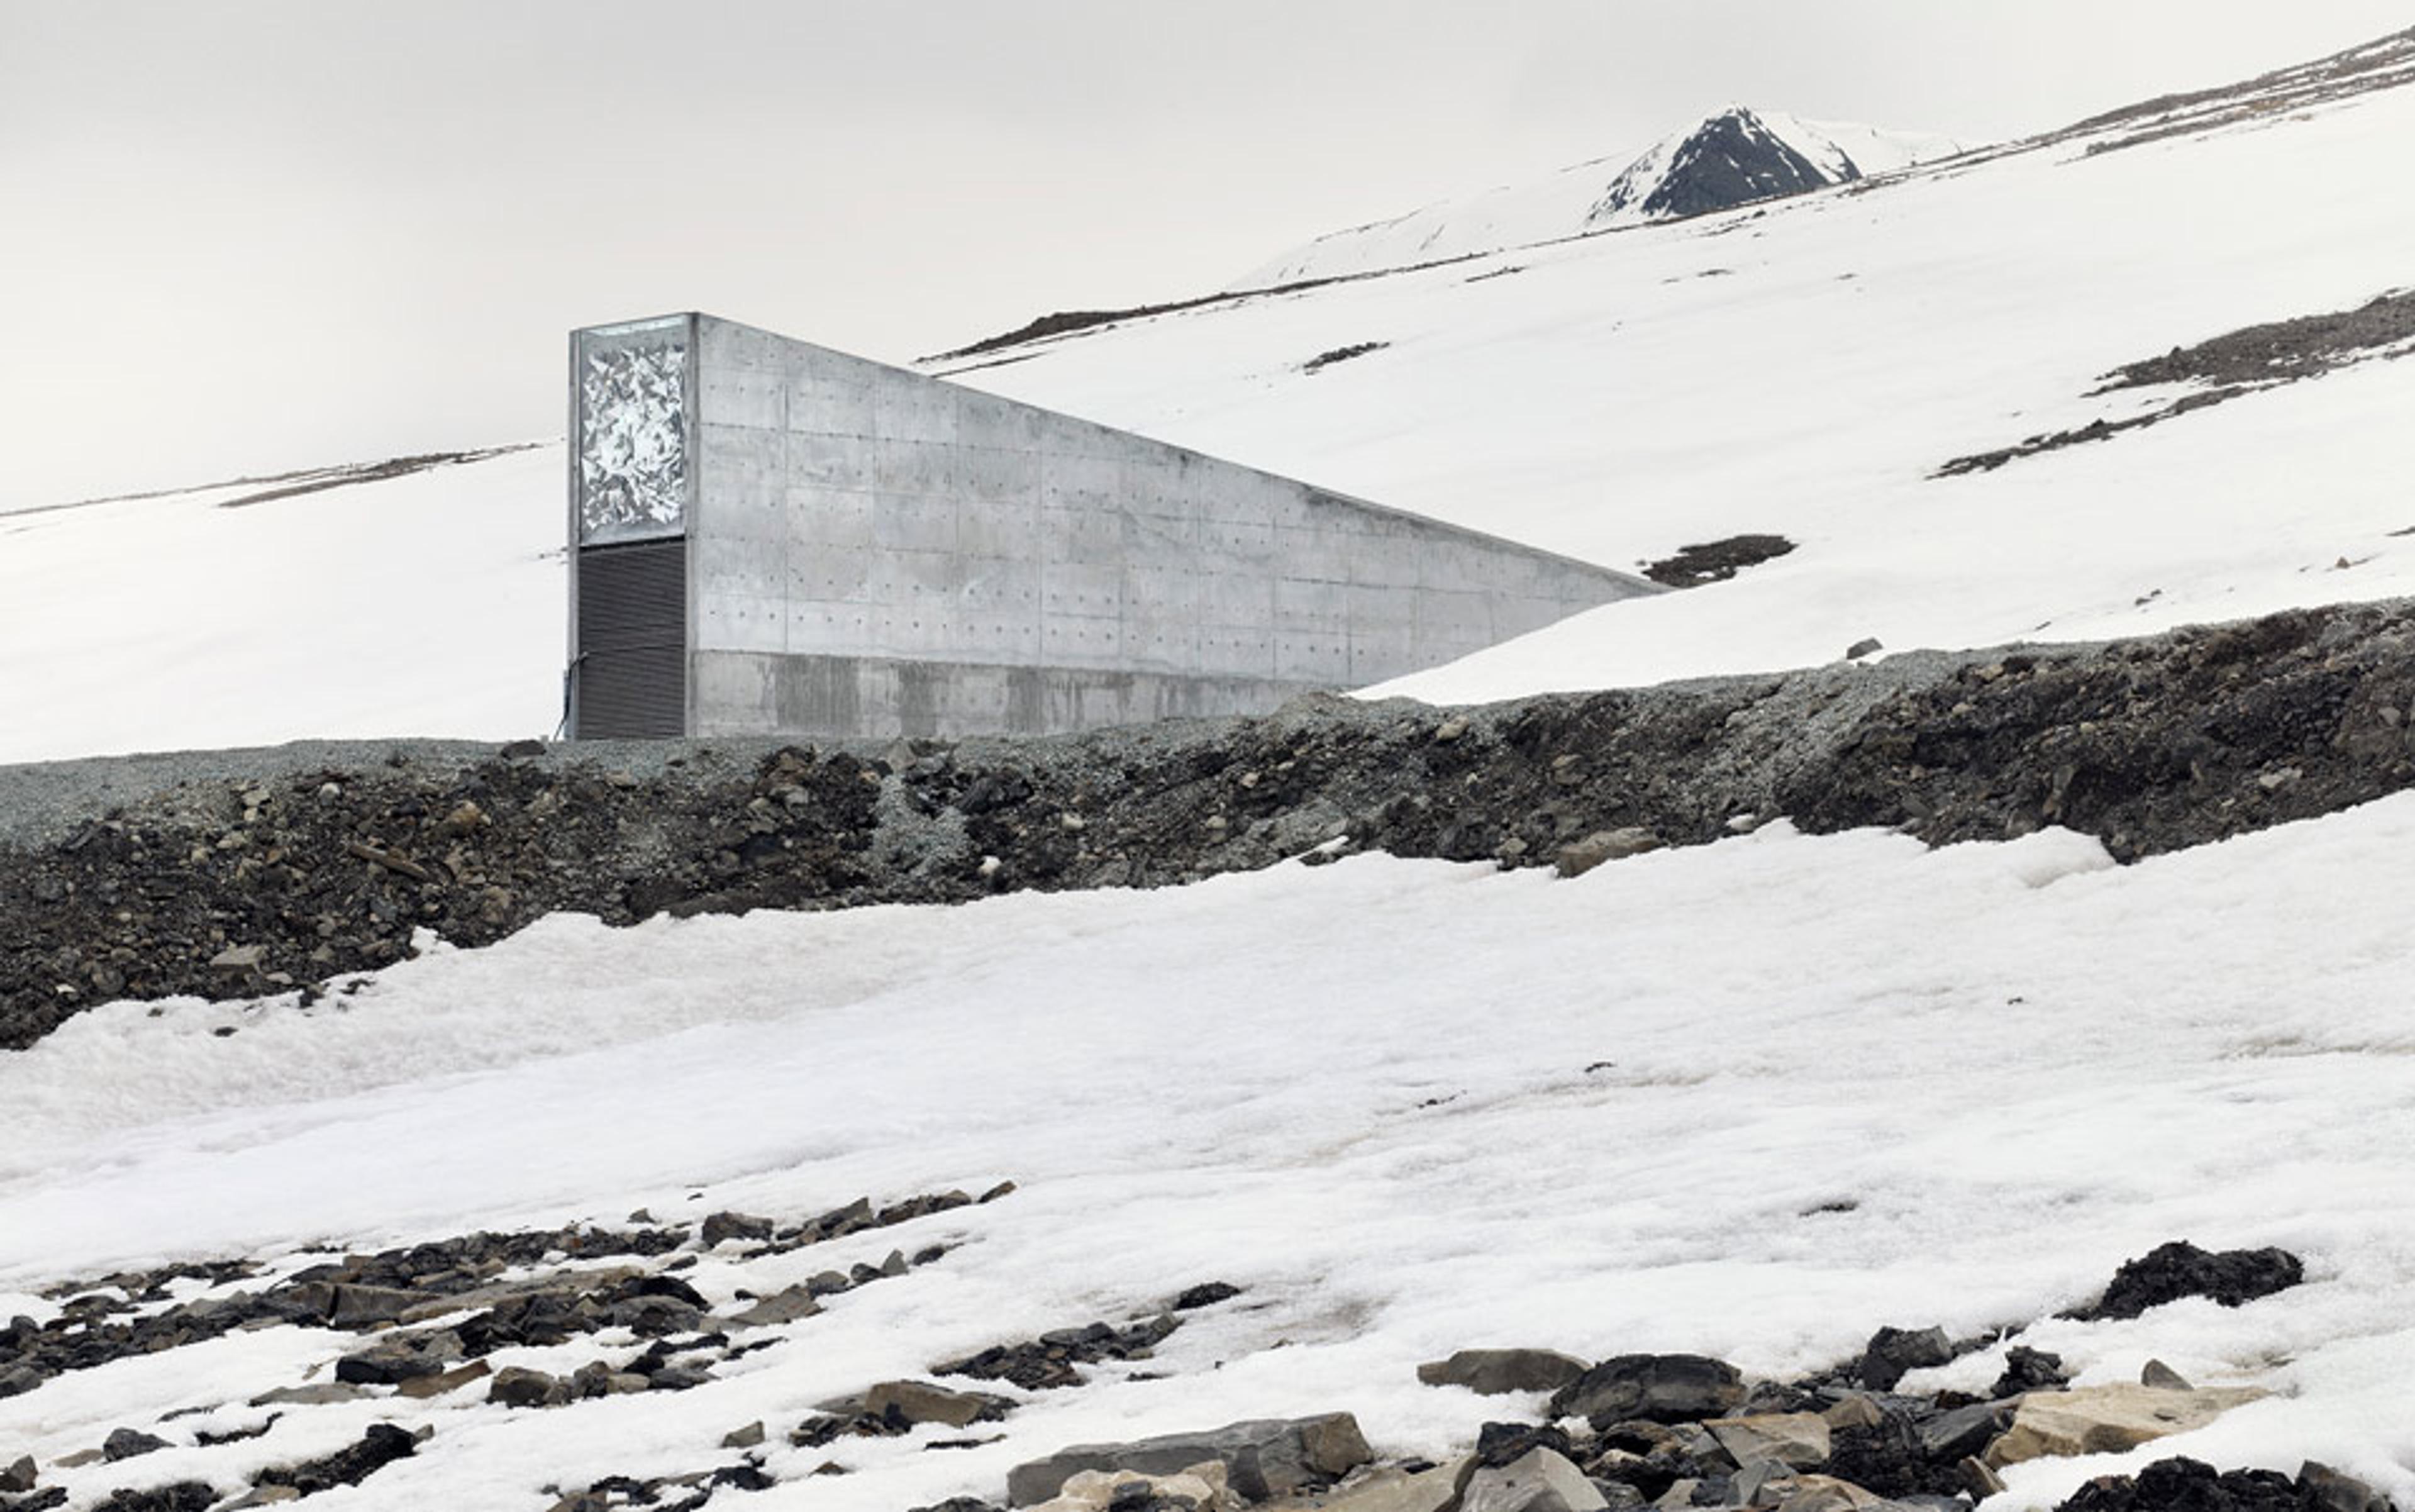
<box><xmin>1642</xmin><ymin>534</ymin><xmax>1797</xmax><ymax>588</ymax></box>
<box><xmin>1302</xmin><ymin>341</ymin><xmax>1389</xmax><ymax>374</ymax></box>
<box><xmin>13</xmin><ymin>598</ymin><xmax>2415</xmax><ymax>1052</ymax></box>
<box><xmin>1938</xmin><ymin>286</ymin><xmax>2415</xmax><ymax>477</ymax></box>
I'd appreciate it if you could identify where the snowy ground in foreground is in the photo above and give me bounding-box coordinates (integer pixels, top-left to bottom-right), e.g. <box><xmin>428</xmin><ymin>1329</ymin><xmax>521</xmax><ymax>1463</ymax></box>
<box><xmin>6</xmin><ymin>801</ymin><xmax>2413</xmax><ymax>1510</ymax></box>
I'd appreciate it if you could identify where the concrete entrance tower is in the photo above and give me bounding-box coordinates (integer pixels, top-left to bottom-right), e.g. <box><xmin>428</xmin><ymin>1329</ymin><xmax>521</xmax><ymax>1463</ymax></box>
<box><xmin>567</xmin><ymin>313</ymin><xmax>1657</xmax><ymax>740</ymax></box>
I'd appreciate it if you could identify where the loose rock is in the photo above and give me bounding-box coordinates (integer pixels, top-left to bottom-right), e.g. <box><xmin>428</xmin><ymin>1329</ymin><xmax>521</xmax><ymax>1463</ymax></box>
<box><xmin>1006</xmin><ymin>1414</ymin><xmax>1371</xmax><ymax>1506</ymax></box>
<box><xmin>1417</xmin><ymin>1348</ymin><xmax>1589</xmax><ymax>1396</ymax></box>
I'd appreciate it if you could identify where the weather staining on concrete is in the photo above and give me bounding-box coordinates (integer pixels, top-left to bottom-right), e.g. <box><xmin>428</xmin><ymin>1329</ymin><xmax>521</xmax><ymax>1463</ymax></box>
<box><xmin>1641</xmin><ymin>535</ymin><xmax>1797</xmax><ymax>589</ymax></box>
<box><xmin>577</xmin><ymin>318</ymin><xmax>691</xmax><ymax>545</ymax></box>
<box><xmin>1936</xmin><ymin>287</ymin><xmax>2415</xmax><ymax>477</ymax></box>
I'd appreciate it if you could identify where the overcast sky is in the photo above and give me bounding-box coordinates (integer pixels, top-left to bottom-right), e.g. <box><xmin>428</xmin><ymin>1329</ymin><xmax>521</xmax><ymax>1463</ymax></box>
<box><xmin>5</xmin><ymin>1</ymin><xmax>2408</xmax><ymax>509</ymax></box>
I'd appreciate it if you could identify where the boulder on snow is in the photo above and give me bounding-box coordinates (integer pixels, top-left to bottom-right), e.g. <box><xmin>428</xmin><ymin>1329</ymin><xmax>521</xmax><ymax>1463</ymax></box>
<box><xmin>2075</xmin><ymin>1242</ymin><xmax>2303</xmax><ymax>1320</ymax></box>
<box><xmin>1982</xmin><ymin>1384</ymin><xmax>2269</xmax><ymax>1468</ymax></box>
<box><xmin>863</xmin><ymin>1379</ymin><xmax>1013</xmax><ymax>1428</ymax></box>
<box><xmin>1855</xmin><ymin>1326</ymin><xmax>1951</xmax><ymax>1391</ymax></box>
<box><xmin>1417</xmin><ymin>1348</ymin><xmax>1590</xmax><ymax>1396</ymax></box>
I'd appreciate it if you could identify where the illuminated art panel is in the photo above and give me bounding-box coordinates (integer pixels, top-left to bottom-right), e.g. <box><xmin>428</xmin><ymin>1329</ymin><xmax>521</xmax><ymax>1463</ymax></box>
<box><xmin>577</xmin><ymin>318</ymin><xmax>690</xmax><ymax>544</ymax></box>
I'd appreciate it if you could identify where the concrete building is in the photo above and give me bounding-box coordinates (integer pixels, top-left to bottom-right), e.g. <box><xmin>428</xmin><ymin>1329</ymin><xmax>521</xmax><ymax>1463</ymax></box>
<box><xmin>567</xmin><ymin>313</ymin><xmax>1658</xmax><ymax>741</ymax></box>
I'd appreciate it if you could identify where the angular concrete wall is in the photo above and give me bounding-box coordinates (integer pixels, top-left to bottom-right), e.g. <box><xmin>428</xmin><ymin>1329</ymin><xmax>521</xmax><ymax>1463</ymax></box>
<box><xmin>571</xmin><ymin>313</ymin><xmax>1659</xmax><ymax>741</ymax></box>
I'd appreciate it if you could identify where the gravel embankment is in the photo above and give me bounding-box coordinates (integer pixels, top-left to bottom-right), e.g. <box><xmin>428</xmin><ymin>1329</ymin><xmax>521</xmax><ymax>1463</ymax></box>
<box><xmin>8</xmin><ymin>597</ymin><xmax>2415</xmax><ymax>1052</ymax></box>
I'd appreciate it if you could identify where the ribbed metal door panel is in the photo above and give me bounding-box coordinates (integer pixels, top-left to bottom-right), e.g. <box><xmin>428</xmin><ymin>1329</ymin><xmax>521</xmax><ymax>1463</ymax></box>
<box><xmin>575</xmin><ymin>538</ymin><xmax>686</xmax><ymax>738</ymax></box>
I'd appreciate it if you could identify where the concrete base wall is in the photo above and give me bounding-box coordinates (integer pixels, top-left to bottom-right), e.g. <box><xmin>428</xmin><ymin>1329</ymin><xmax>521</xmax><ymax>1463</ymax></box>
<box><xmin>693</xmin><ymin>650</ymin><xmax>1314</xmax><ymax>741</ymax></box>
<box><xmin>574</xmin><ymin>311</ymin><xmax>1660</xmax><ymax>741</ymax></box>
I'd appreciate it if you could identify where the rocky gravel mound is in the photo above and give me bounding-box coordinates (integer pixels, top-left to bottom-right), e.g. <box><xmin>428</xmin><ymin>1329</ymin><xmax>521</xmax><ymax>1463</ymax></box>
<box><xmin>10</xmin><ymin>598</ymin><xmax>2415</xmax><ymax>1052</ymax></box>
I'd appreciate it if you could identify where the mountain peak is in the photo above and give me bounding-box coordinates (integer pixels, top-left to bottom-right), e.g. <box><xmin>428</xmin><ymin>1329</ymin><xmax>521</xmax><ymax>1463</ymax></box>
<box><xmin>1587</xmin><ymin>105</ymin><xmax>1849</xmax><ymax>226</ymax></box>
<box><xmin>1228</xmin><ymin>108</ymin><xmax>1967</xmax><ymax>289</ymax></box>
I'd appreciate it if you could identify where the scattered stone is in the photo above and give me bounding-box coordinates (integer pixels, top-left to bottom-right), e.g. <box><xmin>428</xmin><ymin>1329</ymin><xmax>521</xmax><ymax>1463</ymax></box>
<box><xmin>941</xmin><ymin>1313</ymin><xmax>1182</xmax><ymax>1391</ymax></box>
<box><xmin>1552</xmin><ymin>1354</ymin><xmax>1746</xmax><ymax>1427</ymax></box>
<box><xmin>1555</xmin><ymin>828</ymin><xmax>1663</xmax><ymax>878</ymax></box>
<box><xmin>721</xmin><ymin>1422</ymin><xmax>766</xmax><ymax>1450</ymax></box>
<box><xmin>2076</xmin><ymin>1242</ymin><xmax>2304</xmax><ymax>1320</ymax></box>
<box><xmin>2297</xmin><ymin>1460</ymin><xmax>2394</xmax><ymax>1512</ymax></box>
<box><xmin>335</xmin><ymin>1340</ymin><xmax>448</xmax><ymax>1386</ymax></box>
<box><xmin>1460</xmin><ymin>1447</ymin><xmax>1609</xmax><ymax>1512</ymax></box>
<box><xmin>699</xmin><ymin>1211</ymin><xmax>775</xmax><ymax>1248</ymax></box>
<box><xmin>863</xmin><ymin>1379</ymin><xmax>1014</xmax><ymax>1428</ymax></box>
<box><xmin>1918</xmin><ymin>1401</ymin><xmax>2014</xmax><ymax>1463</ymax></box>
<box><xmin>251</xmin><ymin>1383</ymin><xmax>370</xmax><ymax>1407</ymax></box>
<box><xmin>1959</xmin><ymin>1457</ymin><xmax>2006</xmax><ymax>1499</ymax></box>
<box><xmin>1844</xmin><ymin>639</ymin><xmax>1884</xmax><ymax>661</ymax></box>
<box><xmin>1418</xmin><ymin>1348</ymin><xmax>1589</xmax><ymax>1396</ymax></box>
<box><xmin>321</xmin><ymin>1282</ymin><xmax>434</xmax><ymax>1328</ymax></box>
<box><xmin>2139</xmin><ymin>1360</ymin><xmax>2192</xmax><ymax>1391</ymax></box>
<box><xmin>1006</xmin><ymin>1414</ymin><xmax>1372</xmax><ymax>1506</ymax></box>
<box><xmin>208</xmin><ymin>945</ymin><xmax>266</xmax><ymax>973</ymax></box>
<box><xmin>1818</xmin><ymin>1396</ymin><xmax>1885</xmax><ymax>1431</ymax></box>
<box><xmin>489</xmin><ymin>1366</ymin><xmax>574</xmax><ymax>1409</ymax></box>
<box><xmin>1172</xmin><ymin>1282</ymin><xmax>1243</xmax><ymax>1311</ymax></box>
<box><xmin>396</xmin><ymin>1359</ymin><xmax>493</xmax><ymax>1399</ymax></box>
<box><xmin>102</xmin><ymin>1428</ymin><xmax>170</xmax><ymax>1462</ymax></box>
<box><xmin>1856</xmin><ymin>1327</ymin><xmax>1952</xmax><ymax>1391</ymax></box>
<box><xmin>1704</xmin><ymin>1413</ymin><xmax>1831</xmax><ymax>1470</ymax></box>
<box><xmin>1775</xmin><ymin>1474</ymin><xmax>1885</xmax><ymax>1512</ymax></box>
<box><xmin>1984</xmin><ymin>1384</ymin><xmax>2270</xmax><ymax>1468</ymax></box>
<box><xmin>729</xmin><ymin>1285</ymin><xmax>821</xmax><ymax>1327</ymax></box>
<box><xmin>0</xmin><ymin>1459</ymin><xmax>34</xmax><ymax>1494</ymax></box>
<box><xmin>1990</xmin><ymin>1344</ymin><xmax>2068</xmax><ymax>1398</ymax></box>
<box><xmin>252</xmin><ymin>1422</ymin><xmax>418</xmax><ymax>1496</ymax></box>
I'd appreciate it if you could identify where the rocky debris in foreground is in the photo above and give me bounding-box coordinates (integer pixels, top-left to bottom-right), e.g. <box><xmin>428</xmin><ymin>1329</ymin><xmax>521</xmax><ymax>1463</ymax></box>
<box><xmin>0</xmin><ymin>1228</ymin><xmax>2387</xmax><ymax>1512</ymax></box>
<box><xmin>0</xmin><ymin>1188</ymin><xmax>989</xmax><ymax>1403</ymax></box>
<box><xmin>14</xmin><ymin>598</ymin><xmax>2415</xmax><ymax>1050</ymax></box>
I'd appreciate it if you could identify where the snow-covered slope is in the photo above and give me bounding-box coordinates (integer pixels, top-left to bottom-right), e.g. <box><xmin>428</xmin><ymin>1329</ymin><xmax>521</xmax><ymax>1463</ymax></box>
<box><xmin>941</xmin><ymin>28</ymin><xmax>2415</xmax><ymax>706</ymax></box>
<box><xmin>1233</xmin><ymin>106</ymin><xmax>1966</xmax><ymax>289</ymax></box>
<box><xmin>0</xmin><ymin>447</ymin><xmax>564</xmax><ymax>765</ymax></box>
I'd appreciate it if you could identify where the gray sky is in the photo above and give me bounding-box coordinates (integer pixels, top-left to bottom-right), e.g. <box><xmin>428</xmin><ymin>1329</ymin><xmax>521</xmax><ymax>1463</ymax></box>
<box><xmin>5</xmin><ymin>1</ymin><xmax>2408</xmax><ymax>509</ymax></box>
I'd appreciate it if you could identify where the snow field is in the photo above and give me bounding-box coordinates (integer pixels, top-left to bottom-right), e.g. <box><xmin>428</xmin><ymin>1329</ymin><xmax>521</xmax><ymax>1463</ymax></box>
<box><xmin>961</xmin><ymin>82</ymin><xmax>2415</xmax><ymax>702</ymax></box>
<box><xmin>3</xmin><ymin>799</ymin><xmax>2413</xmax><ymax>1509</ymax></box>
<box><xmin>0</xmin><ymin>447</ymin><xmax>564</xmax><ymax>765</ymax></box>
